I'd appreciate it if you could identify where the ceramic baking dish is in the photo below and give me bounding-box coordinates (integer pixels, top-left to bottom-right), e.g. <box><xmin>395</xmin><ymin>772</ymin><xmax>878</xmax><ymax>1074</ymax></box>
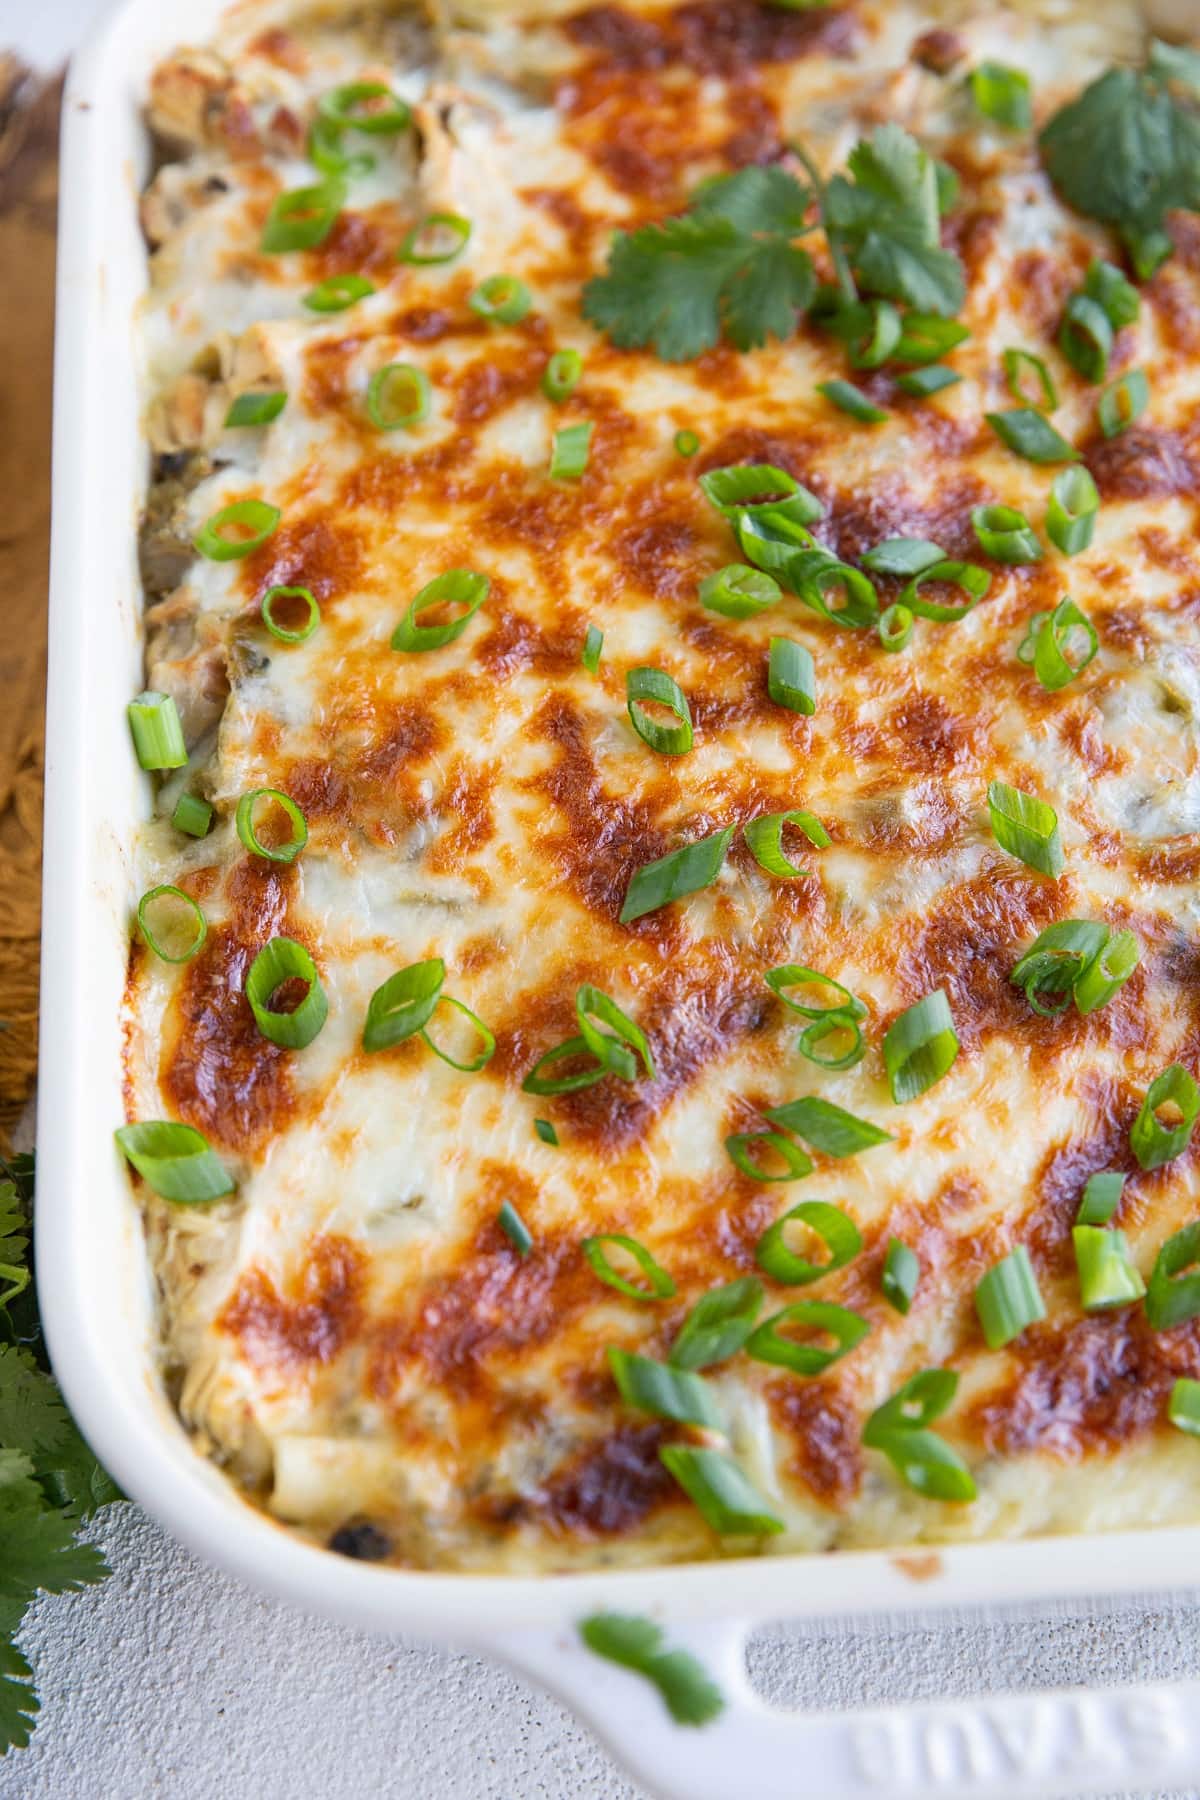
<box><xmin>36</xmin><ymin>1</ymin><xmax>1200</xmax><ymax>1793</ymax></box>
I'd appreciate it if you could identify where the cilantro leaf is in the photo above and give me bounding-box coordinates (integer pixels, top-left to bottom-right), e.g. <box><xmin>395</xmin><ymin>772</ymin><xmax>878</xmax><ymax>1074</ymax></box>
<box><xmin>824</xmin><ymin>123</ymin><xmax>965</xmax><ymax>316</ymax></box>
<box><xmin>0</xmin><ymin>1639</ymin><xmax>38</xmax><ymax>1755</ymax></box>
<box><xmin>690</xmin><ymin>164</ymin><xmax>812</xmax><ymax>235</ymax></box>
<box><xmin>583</xmin><ymin>167</ymin><xmax>816</xmax><ymax>361</ymax></box>
<box><xmin>579</xmin><ymin>1612</ymin><xmax>726</xmax><ymax>1727</ymax></box>
<box><xmin>1148</xmin><ymin>39</ymin><xmax>1200</xmax><ymax>98</ymax></box>
<box><xmin>0</xmin><ymin>1345</ymin><xmax>70</xmax><ymax>1462</ymax></box>
<box><xmin>0</xmin><ymin>1508</ymin><xmax>109</xmax><ymax>1609</ymax></box>
<box><xmin>0</xmin><ymin>1182</ymin><xmax>29</xmax><ymax>1311</ymax></box>
<box><xmin>35</xmin><ymin>1416</ymin><xmax>124</xmax><ymax>1520</ymax></box>
<box><xmin>1040</xmin><ymin>63</ymin><xmax>1200</xmax><ymax>233</ymax></box>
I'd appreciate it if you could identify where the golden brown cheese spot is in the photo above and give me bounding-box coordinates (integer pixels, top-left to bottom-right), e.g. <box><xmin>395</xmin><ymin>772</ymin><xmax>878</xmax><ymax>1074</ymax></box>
<box><xmin>160</xmin><ymin>860</ymin><xmax>298</xmax><ymax>1155</ymax></box>
<box><xmin>1084</xmin><ymin>427</ymin><xmax>1198</xmax><ymax>501</ymax></box>
<box><xmin>239</xmin><ymin>508</ymin><xmax>369</xmax><ymax>605</ymax></box>
<box><xmin>522</xmin><ymin>1421</ymin><xmax>676</xmax><ymax>1539</ymax></box>
<box><xmin>971</xmin><ymin>1311</ymin><xmax>1200</xmax><ymax>1462</ymax></box>
<box><xmin>768</xmin><ymin>1377</ymin><xmax>863</xmax><ymax>1507</ymax></box>
<box><xmin>218</xmin><ymin>1234</ymin><xmax>367</xmax><ymax>1370</ymax></box>
<box><xmin>566</xmin><ymin>0</ymin><xmax>859</xmax><ymax>78</ymax></box>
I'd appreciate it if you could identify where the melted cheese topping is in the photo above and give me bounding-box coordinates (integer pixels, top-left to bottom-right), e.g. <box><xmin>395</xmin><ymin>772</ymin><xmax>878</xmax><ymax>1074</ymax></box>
<box><xmin>126</xmin><ymin>0</ymin><xmax>1200</xmax><ymax>1572</ymax></box>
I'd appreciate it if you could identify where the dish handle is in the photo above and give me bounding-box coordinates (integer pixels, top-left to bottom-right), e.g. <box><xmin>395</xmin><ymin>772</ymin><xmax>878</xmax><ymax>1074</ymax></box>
<box><xmin>493</xmin><ymin>1619</ymin><xmax>1200</xmax><ymax>1800</ymax></box>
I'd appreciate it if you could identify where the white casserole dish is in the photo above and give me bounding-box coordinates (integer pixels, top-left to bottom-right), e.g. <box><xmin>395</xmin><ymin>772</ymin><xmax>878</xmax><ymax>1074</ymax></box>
<box><xmin>36</xmin><ymin>1</ymin><xmax>1200</xmax><ymax>1792</ymax></box>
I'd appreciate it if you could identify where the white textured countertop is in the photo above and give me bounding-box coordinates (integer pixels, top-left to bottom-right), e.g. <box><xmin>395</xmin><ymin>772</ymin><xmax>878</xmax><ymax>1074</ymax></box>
<box><xmin>7</xmin><ymin>4</ymin><xmax>1200</xmax><ymax>1795</ymax></box>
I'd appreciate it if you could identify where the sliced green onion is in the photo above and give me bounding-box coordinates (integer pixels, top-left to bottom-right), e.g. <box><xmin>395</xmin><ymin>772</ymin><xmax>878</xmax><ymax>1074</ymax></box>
<box><xmin>900</xmin><ymin>559</ymin><xmax>989</xmax><ymax>623</ymax></box>
<box><xmin>302</xmin><ymin>273</ymin><xmax>375</xmax><ymax>313</ymax></box>
<box><xmin>534</xmin><ymin>1118</ymin><xmax>558</xmax><ymax>1146</ymax></box>
<box><xmin>764</xmin><ymin>965</ymin><xmax>867</xmax><ymax>1022</ymax></box>
<box><xmin>743</xmin><ymin>809</ymin><xmax>830</xmax><ymax>879</ymax></box>
<box><xmin>235</xmin><ymin>788</ymin><xmax>308</xmax><ymax>864</ymax></box>
<box><xmin>767</xmin><ymin>638</ymin><xmax>815</xmax><ymax>715</ymax></box>
<box><xmin>1084</xmin><ymin>259</ymin><xmax>1139</xmax><ymax>330</ymax></box>
<box><xmin>797</xmin><ymin>1012</ymin><xmax>866</xmax><ymax>1071</ymax></box>
<box><xmin>245</xmin><ymin>936</ymin><xmax>328</xmax><ymax>1050</ymax></box>
<box><xmin>698</xmin><ymin>464</ymin><xmax>822</xmax><ymax>525</ymax></box>
<box><xmin>128</xmin><ymin>691</ymin><xmax>187</xmax><ymax>770</ymax></box>
<box><xmin>763</xmin><ymin>1096</ymin><xmax>890</xmax><ymax>1158</ymax></box>
<box><xmin>136</xmin><ymin>885</ymin><xmax>207</xmax><ymax>964</ymax></box>
<box><xmin>391</xmin><ymin>569</ymin><xmax>489</xmax><ymax>652</ymax></box>
<box><xmin>114</xmin><ymin>1120</ymin><xmax>234</xmax><ymax>1204</ymax></box>
<box><xmin>498</xmin><ymin>1200</ymin><xmax>532</xmax><ymax>1257</ymax></box>
<box><xmin>318</xmin><ymin>81</ymin><xmax>410</xmax><ymax>135</ymax></box>
<box><xmin>550</xmin><ymin>422</ymin><xmax>593</xmax><ymax>480</ymax></box>
<box><xmin>754</xmin><ymin>1199</ymin><xmax>863</xmax><ymax>1285</ymax></box>
<box><xmin>398</xmin><ymin>211</ymin><xmax>471</xmax><ymax>265</ymax></box>
<box><xmin>746</xmin><ymin>1300</ymin><xmax>870</xmax><ymax>1375</ymax></box>
<box><xmin>420</xmin><ymin>995</ymin><xmax>496</xmax><ymax>1072</ymax></box>
<box><xmin>1168</xmin><ymin>1378</ymin><xmax>1200</xmax><ymax>1437</ymax></box>
<box><xmin>699</xmin><ymin>564</ymin><xmax>780</xmax><ymax>619</ymax></box>
<box><xmin>724</xmin><ymin>1131</ymin><xmax>813</xmax><ymax>1183</ymax></box>
<box><xmin>522</xmin><ymin>1036</ymin><xmax>606</xmax><ymax>1095</ymax></box>
<box><xmin>581</xmin><ymin>623</ymin><xmax>603</xmax><ymax>674</ymax></box>
<box><xmin>626</xmin><ymin>668</ymin><xmax>693</xmax><ymax>755</ymax></box>
<box><xmin>1058</xmin><ymin>294</ymin><xmax>1113</xmax><ymax>383</ymax></box>
<box><xmin>1010</xmin><ymin>919</ymin><xmax>1109</xmax><ymax>1017</ymax></box>
<box><xmin>171</xmin><ymin>793</ymin><xmax>212</xmax><ymax>837</ymax></box>
<box><xmin>832</xmin><ymin>299</ymin><xmax>902</xmax><ymax>370</ymax></box>
<box><xmin>897</xmin><ymin>364</ymin><xmax>962</xmax><ymax>397</ymax></box>
<box><xmin>1145</xmin><ymin>1222</ymin><xmax>1200</xmax><ymax>1330</ymax></box>
<box><xmin>619</xmin><ymin>826</ymin><xmax>734</xmax><ymax>924</ymax></box>
<box><xmin>194</xmin><ymin>498</ymin><xmax>280</xmax><ymax>562</ymax></box>
<box><xmin>366</xmin><ymin>362</ymin><xmax>430</xmax><ymax>431</ymax></box>
<box><xmin>883</xmin><ymin>989</ymin><xmax>958</xmax><ymax>1103</ymax></box>
<box><xmin>659</xmin><ymin>1445</ymin><xmax>784</xmax><ymax>1536</ymax></box>
<box><xmin>1046</xmin><ymin>465</ymin><xmax>1099</xmax><ymax>556</ymax></box>
<box><xmin>861</xmin><ymin>538</ymin><xmax>944</xmax><ymax>578</ymax></box>
<box><xmin>735</xmin><ymin>509</ymin><xmax>818</xmax><ymax>577</ymax></box>
<box><xmin>1073</xmin><ymin>928</ymin><xmax>1139</xmax><ymax>1014</ymax></box>
<box><xmin>893</xmin><ymin>314</ymin><xmax>970</xmax><ymax>365</ymax></box>
<box><xmin>1077</xmin><ymin>1170</ymin><xmax>1125</xmax><ymax>1227</ymax></box>
<box><xmin>608</xmin><ymin>1347</ymin><xmax>721</xmax><ymax>1429</ymax></box>
<box><xmin>986</xmin><ymin>779</ymin><xmax>1064</xmax><ymax>878</ymax></box>
<box><xmin>868</xmin><ymin>1428</ymin><xmax>977</xmax><ymax>1503</ymax></box>
<box><xmin>543</xmin><ymin>349</ymin><xmax>582</xmax><ymax>402</ymax></box>
<box><xmin>1131</xmin><ymin>1064</ymin><xmax>1200</xmax><ymax>1172</ymax></box>
<box><xmin>582</xmin><ymin>1234</ymin><xmax>675</xmax><ymax>1301</ymax></box>
<box><xmin>261</xmin><ymin>584</ymin><xmax>320</xmax><ymax>644</ymax></box>
<box><xmin>882</xmin><ymin>1238</ymin><xmax>920</xmax><ymax>1315</ymax></box>
<box><xmin>469</xmin><ymin>273</ymin><xmax>532</xmax><ymax>325</ymax></box>
<box><xmin>260</xmin><ymin>178</ymin><xmax>345</xmax><ymax>253</ymax></box>
<box><xmin>986</xmin><ymin>408</ymin><xmax>1079</xmax><ymax>464</ymax></box>
<box><xmin>877</xmin><ymin>602</ymin><xmax>914</xmax><ymax>652</ymax></box>
<box><xmin>362</xmin><ymin>959</ymin><xmax>444</xmax><ymax>1052</ymax></box>
<box><xmin>1073</xmin><ymin>1225</ymin><xmax>1145</xmax><ymax>1312</ymax></box>
<box><xmin>669</xmin><ymin>1277</ymin><xmax>763</xmax><ymax>1369</ymax></box>
<box><xmin>971</xmin><ymin>504</ymin><xmax>1042</xmax><ymax>565</ymax></box>
<box><xmin>974</xmin><ymin>1245</ymin><xmax>1046</xmax><ymax>1349</ymax></box>
<box><xmin>224</xmin><ymin>390</ymin><xmax>286</xmax><ymax>428</ymax></box>
<box><xmin>789</xmin><ymin>552</ymin><xmax>879</xmax><ymax>629</ymax></box>
<box><xmin>1002</xmin><ymin>349</ymin><xmax>1057</xmax><ymax>411</ymax></box>
<box><xmin>307</xmin><ymin>113</ymin><xmax>372</xmax><ymax>179</ymax></box>
<box><xmin>577</xmin><ymin>1614</ymin><xmax>725</xmax><ymax>1728</ymax></box>
<box><xmin>865</xmin><ymin>1369</ymin><xmax>958</xmax><ymax>1441</ymax></box>
<box><xmin>674</xmin><ymin>428</ymin><xmax>700</xmax><ymax>457</ymax></box>
<box><xmin>576</xmin><ymin>984</ymin><xmax>655</xmax><ymax>1080</ymax></box>
<box><xmin>1123</xmin><ymin>224</ymin><xmax>1173</xmax><ymax>282</ymax></box>
<box><xmin>970</xmin><ymin>61</ymin><xmax>1032</xmax><ymax>129</ymax></box>
<box><xmin>816</xmin><ymin>378</ymin><xmax>889</xmax><ymax>424</ymax></box>
<box><xmin>1098</xmin><ymin>369</ymin><xmax>1149</xmax><ymax>438</ymax></box>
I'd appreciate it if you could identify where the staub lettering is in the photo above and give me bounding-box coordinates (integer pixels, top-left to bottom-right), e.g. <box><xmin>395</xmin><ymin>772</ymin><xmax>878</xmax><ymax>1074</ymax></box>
<box><xmin>849</xmin><ymin>1692</ymin><xmax>1190</xmax><ymax>1789</ymax></box>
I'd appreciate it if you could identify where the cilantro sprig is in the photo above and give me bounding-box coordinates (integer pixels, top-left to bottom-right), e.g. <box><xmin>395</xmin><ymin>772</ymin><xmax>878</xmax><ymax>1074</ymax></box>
<box><xmin>0</xmin><ymin>1154</ymin><xmax>121</xmax><ymax>1756</ymax></box>
<box><xmin>583</xmin><ymin>126</ymin><xmax>964</xmax><ymax>362</ymax></box>
<box><xmin>1040</xmin><ymin>41</ymin><xmax>1200</xmax><ymax>275</ymax></box>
